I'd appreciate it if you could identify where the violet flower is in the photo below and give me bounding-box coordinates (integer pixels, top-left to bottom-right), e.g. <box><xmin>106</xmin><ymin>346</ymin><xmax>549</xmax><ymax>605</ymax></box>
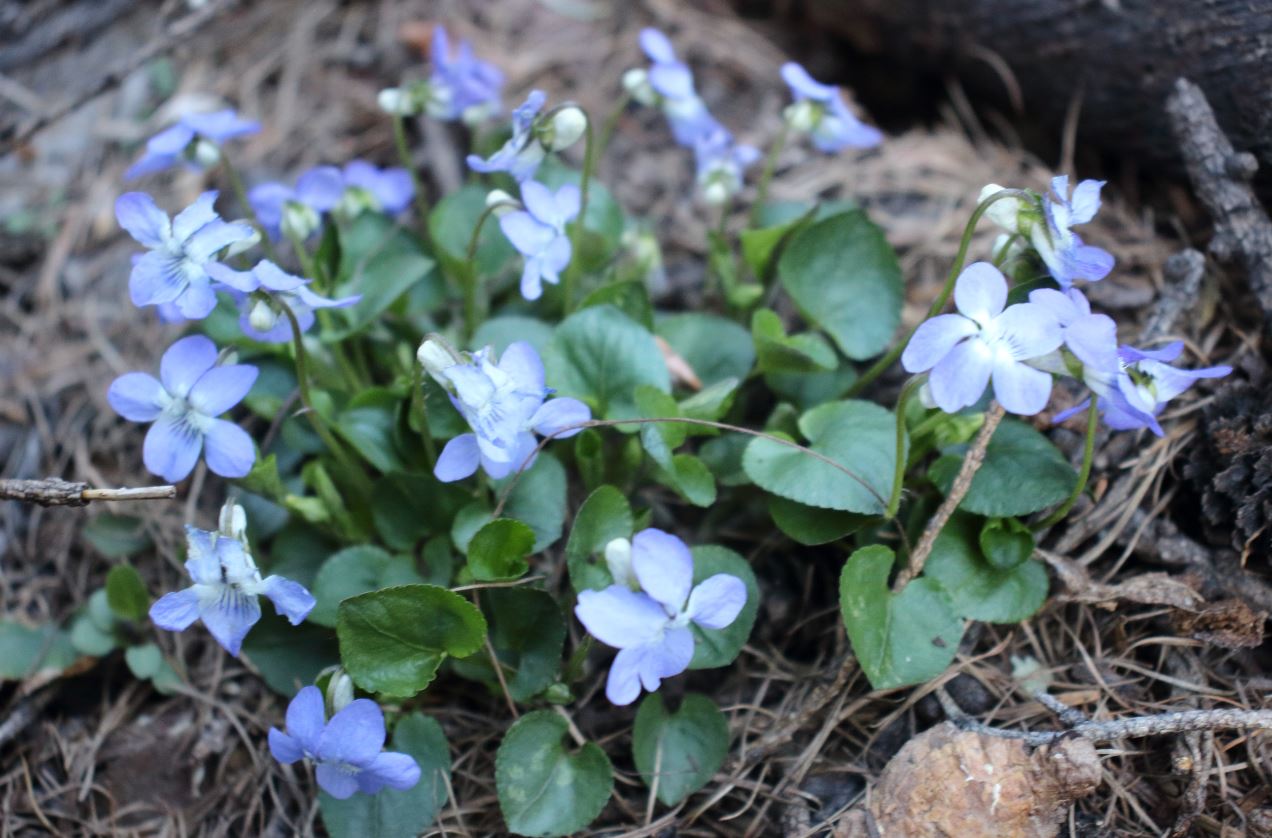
<box><xmin>780</xmin><ymin>62</ymin><xmax>882</xmax><ymax>153</ymax></box>
<box><xmin>693</xmin><ymin>127</ymin><xmax>760</xmax><ymax>206</ymax></box>
<box><xmin>499</xmin><ymin>181</ymin><xmax>580</xmax><ymax>300</ymax></box>
<box><xmin>248</xmin><ymin>166</ymin><xmax>345</xmax><ymax>240</ymax></box>
<box><xmin>427</xmin><ymin>24</ymin><xmax>504</xmax><ymax>122</ymax></box>
<box><xmin>631</xmin><ymin>28</ymin><xmax>720</xmax><ymax>147</ymax></box>
<box><xmin>206</xmin><ymin>260</ymin><xmax>360</xmax><ymax>343</ymax></box>
<box><xmin>1027</xmin><ymin>287</ymin><xmax>1119</xmax><ymax>373</ymax></box>
<box><xmin>125</xmin><ymin>109</ymin><xmax>260</xmax><ymax>180</ymax></box>
<box><xmin>1033</xmin><ymin>176</ymin><xmax>1114</xmax><ymax>288</ymax></box>
<box><xmin>466</xmin><ymin>90</ymin><xmax>548</xmax><ymax>182</ymax></box>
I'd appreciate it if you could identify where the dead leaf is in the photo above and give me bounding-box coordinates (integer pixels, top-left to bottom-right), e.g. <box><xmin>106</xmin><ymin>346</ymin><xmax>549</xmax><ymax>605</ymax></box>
<box><xmin>655</xmin><ymin>335</ymin><xmax>702</xmax><ymax>391</ymax></box>
<box><xmin>1172</xmin><ymin>598</ymin><xmax>1267</xmax><ymax>648</ymax></box>
<box><xmin>1039</xmin><ymin>550</ymin><xmax>1205</xmax><ymax>610</ymax></box>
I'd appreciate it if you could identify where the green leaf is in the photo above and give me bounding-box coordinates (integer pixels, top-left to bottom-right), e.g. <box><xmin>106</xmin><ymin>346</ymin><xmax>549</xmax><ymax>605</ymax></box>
<box><xmin>928</xmin><ymin>419</ymin><xmax>1077</xmax><ymax>517</ymax></box>
<box><xmin>310</xmin><ymin>546</ymin><xmax>426</xmax><ymax>627</ymax></box>
<box><xmin>329</xmin><ymin>212</ymin><xmax>438</xmax><ymax>340</ymax></box>
<box><xmin>765</xmin><ymin>365</ymin><xmax>859</xmax><ymax>411</ymax></box>
<box><xmin>473</xmin><ymin>316</ymin><xmax>556</xmax><ymax>357</ymax></box>
<box><xmin>241</xmin><ymin>358</ymin><xmax>297</xmax><ymax>420</ymax></box>
<box><xmin>566</xmin><ymin>486</ymin><xmax>633</xmax><ymax>592</ymax></box>
<box><xmin>656</xmin><ymin>313</ymin><xmax>755</xmax><ymax>386</ymax></box>
<box><xmin>83</xmin><ymin>514</ymin><xmax>151</xmax><ymax>558</ymax></box>
<box><xmin>455</xmin><ymin>588</ymin><xmax>566</xmax><ymax>701</ymax></box>
<box><xmin>839</xmin><ymin>545</ymin><xmax>963</xmax><ymax>689</ymax></box>
<box><xmin>778</xmin><ymin>210</ymin><xmax>902</xmax><ymax>360</ymax></box>
<box><xmin>750</xmin><ymin>308</ymin><xmax>837</xmax><ymax>374</ymax></box>
<box><xmin>235</xmin><ymin>454</ymin><xmax>287</xmax><ymax>502</ymax></box>
<box><xmin>740</xmin><ymin>209</ymin><xmax>814</xmax><ymax>279</ymax></box>
<box><xmin>496</xmin><ymin>453</ymin><xmax>567</xmax><ymax>552</ymax></box>
<box><xmin>699</xmin><ymin>433</ymin><xmax>751</xmax><ymax>486</ymax></box>
<box><xmin>468</xmin><ymin>519</ymin><xmax>535</xmax><ymax>582</ymax></box>
<box><xmin>632</xmin><ymin>693</ymin><xmax>729</xmax><ymax>806</ymax></box>
<box><xmin>768</xmin><ymin>496</ymin><xmax>872</xmax><ymax>546</ymax></box>
<box><xmin>579</xmin><ymin>280</ymin><xmax>654</xmax><ymax>330</ymax></box>
<box><xmin>105</xmin><ymin>565</ymin><xmax>149</xmax><ymax>621</ymax></box>
<box><xmin>372</xmin><ymin>474</ymin><xmax>472</xmax><ymax>551</ymax></box>
<box><xmin>924</xmin><ymin>515</ymin><xmax>1050</xmax><ymax>623</ymax></box>
<box><xmin>429</xmin><ymin>184</ymin><xmax>515</xmax><ymax>276</ymax></box>
<box><xmin>496</xmin><ymin>710</ymin><xmax>613</xmax><ymax>837</ymax></box>
<box><xmin>242</xmin><ymin>612</ymin><xmax>339</xmax><ymax>696</ymax></box>
<box><xmin>537</xmin><ymin>160</ymin><xmax>625</xmax><ymax>255</ymax></box>
<box><xmin>662</xmin><ymin>454</ymin><xmax>717</xmax><ymax>507</ymax></box>
<box><xmin>979</xmin><ymin>517</ymin><xmax>1036</xmax><ymax>570</ymax></box>
<box><xmin>743</xmin><ymin>400</ymin><xmax>900</xmax><ymax>515</ymax></box>
<box><xmin>125</xmin><ymin>642</ymin><xmax>181</xmax><ymax>693</ymax></box>
<box><xmin>688</xmin><ymin>546</ymin><xmax>758</xmax><ymax>670</ymax></box>
<box><xmin>545</xmin><ymin>305</ymin><xmax>669</xmax><ymax>419</ymax></box>
<box><xmin>0</xmin><ymin>621</ymin><xmax>78</xmax><ymax>682</ymax></box>
<box><xmin>337</xmin><ymin>585</ymin><xmax>487</xmax><ymax>697</ymax></box>
<box><xmin>336</xmin><ymin>389</ymin><xmax>408</xmax><ymax>474</ymax></box>
<box><xmin>320</xmin><ymin>713</ymin><xmax>451</xmax><ymax>838</ymax></box>
<box><xmin>265</xmin><ymin>522</ymin><xmax>335</xmax><ymax>589</ymax></box>
<box><xmin>679</xmin><ymin>378</ymin><xmax>739</xmax><ymax>425</ymax></box>
<box><xmin>634</xmin><ymin>385</ymin><xmax>685</xmax><ymax>468</ymax></box>
<box><xmin>70</xmin><ymin>590</ymin><xmax>118</xmax><ymax>656</ymax></box>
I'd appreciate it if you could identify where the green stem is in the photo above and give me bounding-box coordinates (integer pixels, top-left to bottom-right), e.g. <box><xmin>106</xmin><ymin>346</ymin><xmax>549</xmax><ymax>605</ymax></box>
<box><xmin>392</xmin><ymin>114</ymin><xmax>432</xmax><ymax>234</ymax></box>
<box><xmin>748</xmin><ymin>121</ymin><xmax>789</xmax><ymax>227</ymax></box>
<box><xmin>412</xmin><ymin>364</ymin><xmax>438</xmax><ymax>468</ymax></box>
<box><xmin>992</xmin><ymin>233</ymin><xmax>1020</xmax><ymax>268</ymax></box>
<box><xmin>220</xmin><ymin>154</ymin><xmax>281</xmax><ymax>264</ymax></box>
<box><xmin>461</xmin><ymin>203</ymin><xmax>503</xmax><ymax>342</ymax></box>
<box><xmin>562</xmin><ymin>114</ymin><xmax>596</xmax><ymax>315</ymax></box>
<box><xmin>1034</xmin><ymin>398</ymin><xmax>1099</xmax><ymax>530</ymax></box>
<box><xmin>886</xmin><ymin>377</ymin><xmax>923</xmax><ymax>519</ymax></box>
<box><xmin>847</xmin><ymin>188</ymin><xmax>1031</xmax><ymax>397</ymax></box>
<box><xmin>595</xmin><ymin>92</ymin><xmax>631</xmax><ymax>161</ymax></box>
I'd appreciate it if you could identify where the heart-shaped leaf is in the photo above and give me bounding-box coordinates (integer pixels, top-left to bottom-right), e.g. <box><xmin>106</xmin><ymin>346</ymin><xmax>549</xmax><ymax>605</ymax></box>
<box><xmin>924</xmin><ymin>515</ymin><xmax>1049</xmax><ymax>623</ymax></box>
<box><xmin>928</xmin><ymin>419</ymin><xmax>1077</xmax><ymax>517</ymax></box>
<box><xmin>467</xmin><ymin>519</ymin><xmax>535</xmax><ymax>582</ymax></box>
<box><xmin>688</xmin><ymin>546</ymin><xmax>758</xmax><ymax>670</ymax></box>
<box><xmin>453</xmin><ymin>587</ymin><xmax>566</xmax><ymax>701</ymax></box>
<box><xmin>632</xmin><ymin>692</ymin><xmax>729</xmax><ymax>806</ymax></box>
<box><xmin>751</xmin><ymin>308</ymin><xmax>837</xmax><ymax>374</ymax></box>
<box><xmin>565</xmin><ymin>486</ymin><xmax>634</xmax><ymax>593</ymax></box>
<box><xmin>496</xmin><ymin>710</ymin><xmax>613</xmax><ymax>836</ymax></box>
<box><xmin>310</xmin><ymin>546</ymin><xmax>425</xmax><ymax>627</ymax></box>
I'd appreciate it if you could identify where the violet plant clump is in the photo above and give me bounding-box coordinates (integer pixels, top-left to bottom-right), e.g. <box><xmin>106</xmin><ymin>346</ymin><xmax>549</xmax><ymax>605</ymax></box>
<box><xmin>73</xmin><ymin>20</ymin><xmax>1235</xmax><ymax>838</ymax></box>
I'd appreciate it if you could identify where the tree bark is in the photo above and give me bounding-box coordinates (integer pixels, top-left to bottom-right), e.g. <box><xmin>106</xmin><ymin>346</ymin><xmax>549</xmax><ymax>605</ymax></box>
<box><xmin>805</xmin><ymin>0</ymin><xmax>1272</xmax><ymax>172</ymax></box>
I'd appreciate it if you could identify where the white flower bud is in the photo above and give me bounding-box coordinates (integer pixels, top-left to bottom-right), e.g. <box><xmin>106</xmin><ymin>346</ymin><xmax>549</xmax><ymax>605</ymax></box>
<box><xmin>461</xmin><ymin>101</ymin><xmax>497</xmax><ymax>127</ymax></box>
<box><xmin>224</xmin><ymin>226</ymin><xmax>260</xmax><ymax>258</ymax></box>
<box><xmin>485</xmin><ymin>189</ymin><xmax>520</xmax><ymax>217</ymax></box>
<box><xmin>248</xmin><ymin>299</ymin><xmax>279</xmax><ymax>333</ymax></box>
<box><xmin>327</xmin><ymin>672</ymin><xmax>355</xmax><ymax>713</ymax></box>
<box><xmin>377</xmin><ymin>87</ymin><xmax>412</xmax><ymax>116</ymax></box>
<box><xmin>979</xmin><ymin>183</ymin><xmax>1024</xmax><ymax>232</ymax></box>
<box><xmin>783</xmin><ymin>100</ymin><xmax>819</xmax><ymax>134</ymax></box>
<box><xmin>604</xmin><ymin>537</ymin><xmax>637</xmax><ymax>590</ymax></box>
<box><xmin>191</xmin><ymin>138</ymin><xmax>221</xmax><ymax>168</ymax></box>
<box><xmin>545</xmin><ymin>106</ymin><xmax>587</xmax><ymax>151</ymax></box>
<box><xmin>417</xmin><ymin>338</ymin><xmax>459</xmax><ymax>385</ymax></box>
<box><xmin>281</xmin><ymin>200</ymin><xmax>320</xmax><ymax>242</ymax></box>
<box><xmin>219</xmin><ymin>501</ymin><xmax>248</xmax><ymax>541</ymax></box>
<box><xmin>700</xmin><ymin>178</ymin><xmax>731</xmax><ymax>207</ymax></box>
<box><xmin>622</xmin><ymin>68</ymin><xmax>657</xmax><ymax>106</ymax></box>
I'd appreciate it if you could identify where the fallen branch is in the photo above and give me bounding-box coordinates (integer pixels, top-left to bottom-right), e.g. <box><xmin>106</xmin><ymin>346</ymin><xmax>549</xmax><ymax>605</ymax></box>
<box><xmin>0</xmin><ymin>477</ymin><xmax>176</xmax><ymax>507</ymax></box>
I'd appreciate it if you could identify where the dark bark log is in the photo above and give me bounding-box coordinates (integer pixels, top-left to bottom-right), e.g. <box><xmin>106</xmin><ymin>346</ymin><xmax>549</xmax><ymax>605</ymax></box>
<box><xmin>804</xmin><ymin>0</ymin><xmax>1272</xmax><ymax>172</ymax></box>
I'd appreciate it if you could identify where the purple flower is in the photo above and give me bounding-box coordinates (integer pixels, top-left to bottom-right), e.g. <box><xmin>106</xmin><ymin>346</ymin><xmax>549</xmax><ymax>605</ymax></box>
<box><xmin>1061</xmin><ymin>341</ymin><xmax>1232</xmax><ymax>436</ymax></box>
<box><xmin>780</xmin><ymin>63</ymin><xmax>882</xmax><ymax>153</ymax></box>
<box><xmin>428</xmin><ymin>24</ymin><xmax>504</xmax><ymax>122</ymax></box>
<box><xmin>116</xmin><ymin>191</ymin><xmax>256</xmax><ymax>319</ymax></box>
<box><xmin>1027</xmin><ymin>287</ymin><xmax>1118</xmax><ymax>373</ymax></box>
<box><xmin>1033</xmin><ymin>176</ymin><xmax>1114</xmax><ymax>288</ymax></box>
<box><xmin>341</xmin><ymin>161</ymin><xmax>414</xmax><ymax>216</ymax></box>
<box><xmin>498</xmin><ymin>181</ymin><xmax>580</xmax><ymax>300</ymax></box>
<box><xmin>693</xmin><ymin>127</ymin><xmax>760</xmax><ymax>206</ymax></box>
<box><xmin>126</xmin><ymin>109</ymin><xmax>261</xmax><ymax>180</ymax></box>
<box><xmin>433</xmin><ymin>341</ymin><xmax>590</xmax><ymax>482</ymax></box>
<box><xmin>901</xmin><ymin>262</ymin><xmax>1062</xmax><ymax>415</ymax></box>
<box><xmin>150</xmin><ymin>524</ymin><xmax>315</xmax><ymax>656</ymax></box>
<box><xmin>636</xmin><ymin>28</ymin><xmax>721</xmax><ymax>147</ymax></box>
<box><xmin>574</xmin><ymin>529</ymin><xmax>747</xmax><ymax>706</ymax></box>
<box><xmin>248</xmin><ymin>166</ymin><xmax>345</xmax><ymax>240</ymax></box>
<box><xmin>466</xmin><ymin>90</ymin><xmax>547</xmax><ymax>182</ymax></box>
<box><xmin>107</xmin><ymin>335</ymin><xmax>258</xmax><ymax>481</ymax></box>
<box><xmin>269</xmin><ymin>686</ymin><xmax>421</xmax><ymax>799</ymax></box>
<box><xmin>206</xmin><ymin>260</ymin><xmax>360</xmax><ymax>343</ymax></box>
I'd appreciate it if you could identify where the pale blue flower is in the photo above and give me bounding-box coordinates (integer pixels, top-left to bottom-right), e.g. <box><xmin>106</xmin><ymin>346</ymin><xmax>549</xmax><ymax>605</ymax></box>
<box><xmin>466</xmin><ymin>90</ymin><xmax>547</xmax><ymax>182</ymax></box>
<box><xmin>269</xmin><ymin>686</ymin><xmax>421</xmax><ymax>799</ymax></box>
<box><xmin>108</xmin><ymin>335</ymin><xmax>257</xmax><ymax>481</ymax></box>
<box><xmin>248</xmin><ymin>166</ymin><xmax>345</xmax><ymax>240</ymax></box>
<box><xmin>1033</xmin><ymin>176</ymin><xmax>1114</xmax><ymax>288</ymax></box>
<box><xmin>341</xmin><ymin>161</ymin><xmax>414</xmax><ymax>215</ymax></box>
<box><xmin>780</xmin><ymin>62</ymin><xmax>882</xmax><ymax>153</ymax></box>
<box><xmin>116</xmin><ymin>191</ymin><xmax>255</xmax><ymax>319</ymax></box>
<box><xmin>150</xmin><ymin>525</ymin><xmax>314</xmax><ymax>656</ymax></box>
<box><xmin>693</xmin><ymin>127</ymin><xmax>760</xmax><ymax>205</ymax></box>
<box><xmin>433</xmin><ymin>341</ymin><xmax>590</xmax><ymax>482</ymax></box>
<box><xmin>206</xmin><ymin>260</ymin><xmax>360</xmax><ymax>343</ymax></box>
<box><xmin>125</xmin><ymin>109</ymin><xmax>260</xmax><ymax>180</ymax></box>
<box><xmin>1028</xmin><ymin>287</ymin><xmax>1118</xmax><ymax>373</ymax></box>
<box><xmin>637</xmin><ymin>28</ymin><xmax>721</xmax><ymax>147</ymax></box>
<box><xmin>902</xmin><ymin>262</ymin><xmax>1062</xmax><ymax>415</ymax></box>
<box><xmin>574</xmin><ymin>529</ymin><xmax>747</xmax><ymax>706</ymax></box>
<box><xmin>499</xmin><ymin>181</ymin><xmax>580</xmax><ymax>300</ymax></box>
<box><xmin>428</xmin><ymin>25</ymin><xmax>504</xmax><ymax>122</ymax></box>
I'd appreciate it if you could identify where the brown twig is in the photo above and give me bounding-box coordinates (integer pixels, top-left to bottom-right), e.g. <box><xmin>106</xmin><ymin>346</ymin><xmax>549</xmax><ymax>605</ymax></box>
<box><xmin>893</xmin><ymin>402</ymin><xmax>1006</xmax><ymax>590</ymax></box>
<box><xmin>0</xmin><ymin>477</ymin><xmax>176</xmax><ymax>507</ymax></box>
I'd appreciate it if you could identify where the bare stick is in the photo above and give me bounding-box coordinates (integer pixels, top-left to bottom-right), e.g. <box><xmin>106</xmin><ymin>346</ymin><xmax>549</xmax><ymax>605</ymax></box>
<box><xmin>893</xmin><ymin>402</ymin><xmax>1006</xmax><ymax>590</ymax></box>
<box><xmin>0</xmin><ymin>478</ymin><xmax>176</xmax><ymax>507</ymax></box>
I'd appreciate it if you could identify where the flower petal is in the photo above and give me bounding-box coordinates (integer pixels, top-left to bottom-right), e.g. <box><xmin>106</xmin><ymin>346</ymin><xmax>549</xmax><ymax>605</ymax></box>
<box><xmin>497</xmin><ymin>341</ymin><xmax>545</xmax><ymax>394</ymax></box>
<box><xmin>649</xmin><ymin>63</ymin><xmax>695</xmax><ymax>100</ymax></box>
<box><xmin>928</xmin><ymin>339</ymin><xmax>992</xmax><ymax>414</ymax></box>
<box><xmin>262</xmin><ymin>576</ymin><xmax>316</xmax><ymax>625</ymax></box>
<box><xmin>205</xmin><ymin>262</ymin><xmax>260</xmax><ymax>293</ymax></box>
<box><xmin>530</xmin><ymin>398</ymin><xmax>590</xmax><ymax>438</ymax></box>
<box><xmin>1067</xmin><ymin>179</ymin><xmax>1104</xmax><ymax>225</ymax></box>
<box><xmin>171</xmin><ymin>191</ymin><xmax>220</xmax><ymax>243</ymax></box>
<box><xmin>185</xmin><ymin>219</ymin><xmax>255</xmax><ymax>264</ymax></box>
<box><xmin>115</xmin><ymin>192</ymin><xmax>171</xmax><ymax>247</ymax></box>
<box><xmin>434</xmin><ymin>434</ymin><xmax>481</xmax><ymax>482</ymax></box>
<box><xmin>188</xmin><ymin>364</ymin><xmax>258</xmax><ymax>416</ymax></box>
<box><xmin>639</xmin><ymin>28</ymin><xmax>677</xmax><ymax>63</ymax></box>
<box><xmin>605</xmin><ymin>646</ymin><xmax>645</xmax><ymax>705</ymax></box>
<box><xmin>160</xmin><ymin>335</ymin><xmax>219</xmax><ymax>397</ymax></box>
<box><xmin>649</xmin><ymin>626</ymin><xmax>694</xmax><ymax>682</ymax></box>
<box><xmin>900</xmin><ymin>314</ymin><xmax>976</xmax><ymax>373</ymax></box>
<box><xmin>553</xmin><ymin>184</ymin><xmax>582</xmax><ymax>221</ymax></box>
<box><xmin>991</xmin><ymin>356</ymin><xmax>1054</xmax><ymax>415</ymax></box>
<box><xmin>631</xmin><ymin>528</ymin><xmax>694</xmax><ymax>611</ymax></box>
<box><xmin>318</xmin><ymin>698</ymin><xmax>386</xmax><ymax>766</ymax></box>
<box><xmin>200</xmin><ymin>587</ymin><xmax>261</xmax><ymax>656</ymax></box>
<box><xmin>183</xmin><ymin>526</ymin><xmax>221</xmax><ymax>583</ymax></box>
<box><xmin>574</xmin><ymin>586</ymin><xmax>668</xmax><ymax>649</ymax></box>
<box><xmin>357</xmin><ymin>752</ymin><xmax>421</xmax><ymax>794</ymax></box>
<box><xmin>108</xmin><ymin>372</ymin><xmax>165</xmax><ymax>422</ymax></box>
<box><xmin>780</xmin><ymin>62</ymin><xmax>837</xmax><ymax>102</ymax></box>
<box><xmin>480</xmin><ymin>432</ymin><xmax>537</xmax><ymax>480</ymax></box>
<box><xmin>295</xmin><ymin>166</ymin><xmax>346</xmax><ymax>211</ymax></box>
<box><xmin>149</xmin><ymin>587</ymin><xmax>202</xmax><ymax>631</ymax></box>
<box><xmin>143</xmin><ymin>415</ymin><xmax>203</xmax><ymax>482</ymax></box>
<box><xmin>519</xmin><ymin>257</ymin><xmax>545</xmax><ymax>301</ymax></box>
<box><xmin>500</xmin><ymin>211</ymin><xmax>554</xmax><ymax>256</ymax></box>
<box><xmin>994</xmin><ymin>302</ymin><xmax>1062</xmax><ymax>360</ymax></box>
<box><xmin>203</xmin><ymin>419</ymin><xmax>256</xmax><ymax>478</ymax></box>
<box><xmin>268</xmin><ymin>729</ymin><xmax>305</xmax><ymax>765</ymax></box>
<box><xmin>519</xmin><ymin>181</ymin><xmax>559</xmax><ymax>227</ymax></box>
<box><xmin>1065</xmin><ymin>313</ymin><xmax>1119</xmax><ymax>371</ymax></box>
<box><xmin>685</xmin><ymin>573</ymin><xmax>747</xmax><ymax>630</ymax></box>
<box><xmin>129</xmin><ymin>250</ymin><xmax>186</xmax><ymax>307</ymax></box>
<box><xmin>315</xmin><ymin>764</ymin><xmax>360</xmax><ymax>799</ymax></box>
<box><xmin>953</xmin><ymin>262</ymin><xmax>1008</xmax><ymax>321</ymax></box>
<box><xmin>284</xmin><ymin>686</ymin><xmax>327</xmax><ymax>753</ymax></box>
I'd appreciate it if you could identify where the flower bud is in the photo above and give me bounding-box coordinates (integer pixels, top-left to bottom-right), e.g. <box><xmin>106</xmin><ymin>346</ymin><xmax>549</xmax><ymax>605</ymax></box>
<box><xmin>461</xmin><ymin>101</ymin><xmax>498</xmax><ymax>127</ymax></box>
<box><xmin>191</xmin><ymin>138</ymin><xmax>221</xmax><ymax>168</ymax></box>
<box><xmin>544</xmin><ymin>106</ymin><xmax>587</xmax><ymax>152</ymax></box>
<box><xmin>622</xmin><ymin>68</ymin><xmax>657</xmax><ymax>106</ymax></box>
<box><xmin>281</xmin><ymin>200</ymin><xmax>320</xmax><ymax>242</ymax></box>
<box><xmin>485</xmin><ymin>189</ymin><xmax>520</xmax><ymax>217</ymax></box>
<box><xmin>218</xmin><ymin>501</ymin><xmax>248</xmax><ymax>541</ymax></box>
<box><xmin>377</xmin><ymin>87</ymin><xmax>413</xmax><ymax>116</ymax></box>
<box><xmin>417</xmin><ymin>337</ymin><xmax>459</xmax><ymax>384</ymax></box>
<box><xmin>979</xmin><ymin>184</ymin><xmax>1025</xmax><ymax>232</ymax></box>
<box><xmin>423</xmin><ymin>81</ymin><xmax>456</xmax><ymax>120</ymax></box>
<box><xmin>327</xmin><ymin>671</ymin><xmax>355</xmax><ymax>713</ymax></box>
<box><xmin>783</xmin><ymin>100</ymin><xmax>819</xmax><ymax>134</ymax></box>
<box><xmin>604</xmin><ymin>537</ymin><xmax>637</xmax><ymax>590</ymax></box>
<box><xmin>248</xmin><ymin>299</ymin><xmax>279</xmax><ymax>333</ymax></box>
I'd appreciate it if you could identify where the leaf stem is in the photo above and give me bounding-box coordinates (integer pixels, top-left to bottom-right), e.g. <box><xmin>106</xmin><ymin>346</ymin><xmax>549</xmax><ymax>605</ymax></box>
<box><xmin>392</xmin><ymin>113</ymin><xmax>432</xmax><ymax>238</ymax></box>
<box><xmin>219</xmin><ymin>153</ymin><xmax>281</xmax><ymax>264</ymax></box>
<box><xmin>594</xmin><ymin>91</ymin><xmax>630</xmax><ymax>161</ymax></box>
<box><xmin>749</xmin><ymin>121</ymin><xmax>789</xmax><ymax>227</ymax></box>
<box><xmin>561</xmin><ymin>112</ymin><xmax>595</xmax><ymax>315</ymax></box>
<box><xmin>886</xmin><ymin>377</ymin><xmax>923</xmax><ymax>519</ymax></box>
<box><xmin>1034</xmin><ymin>397</ymin><xmax>1099</xmax><ymax>531</ymax></box>
<box><xmin>412</xmin><ymin>363</ymin><xmax>439</xmax><ymax>468</ymax></box>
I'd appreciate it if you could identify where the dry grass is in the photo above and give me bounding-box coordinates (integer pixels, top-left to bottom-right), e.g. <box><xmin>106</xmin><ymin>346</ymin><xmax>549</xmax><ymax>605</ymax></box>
<box><xmin>0</xmin><ymin>1</ymin><xmax>1265</xmax><ymax>835</ymax></box>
